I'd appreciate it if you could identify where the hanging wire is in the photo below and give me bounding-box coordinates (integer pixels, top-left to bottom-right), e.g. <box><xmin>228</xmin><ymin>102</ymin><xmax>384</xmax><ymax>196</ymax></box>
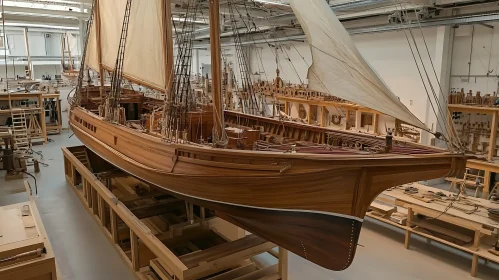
<box><xmin>400</xmin><ymin>1</ymin><xmax>464</xmax><ymax>151</ymax></box>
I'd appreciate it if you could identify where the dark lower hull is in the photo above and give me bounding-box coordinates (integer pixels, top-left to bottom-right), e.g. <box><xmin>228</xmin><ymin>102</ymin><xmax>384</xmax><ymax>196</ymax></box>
<box><xmin>214</xmin><ymin>204</ymin><xmax>362</xmax><ymax>271</ymax></box>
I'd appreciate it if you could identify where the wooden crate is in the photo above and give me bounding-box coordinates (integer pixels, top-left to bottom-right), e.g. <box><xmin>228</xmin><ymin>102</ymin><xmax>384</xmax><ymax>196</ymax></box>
<box><xmin>0</xmin><ymin>182</ymin><xmax>57</xmax><ymax>280</ymax></box>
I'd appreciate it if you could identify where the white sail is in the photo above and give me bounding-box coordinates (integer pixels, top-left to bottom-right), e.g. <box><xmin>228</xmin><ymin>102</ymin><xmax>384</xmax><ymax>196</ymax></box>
<box><xmin>289</xmin><ymin>0</ymin><xmax>427</xmax><ymax>130</ymax></box>
<box><xmin>85</xmin><ymin>20</ymin><xmax>99</xmax><ymax>72</ymax></box>
<box><xmin>123</xmin><ymin>0</ymin><xmax>166</xmax><ymax>91</ymax></box>
<box><xmin>84</xmin><ymin>0</ymin><xmax>167</xmax><ymax>91</ymax></box>
<box><xmin>99</xmin><ymin>0</ymin><xmax>127</xmax><ymax>71</ymax></box>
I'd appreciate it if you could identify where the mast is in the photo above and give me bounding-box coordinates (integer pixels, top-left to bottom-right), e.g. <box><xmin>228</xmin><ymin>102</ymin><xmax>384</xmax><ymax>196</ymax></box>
<box><xmin>95</xmin><ymin>0</ymin><xmax>105</xmax><ymax>101</ymax></box>
<box><xmin>163</xmin><ymin>0</ymin><xmax>174</xmax><ymax>97</ymax></box>
<box><xmin>209</xmin><ymin>0</ymin><xmax>225</xmax><ymax>146</ymax></box>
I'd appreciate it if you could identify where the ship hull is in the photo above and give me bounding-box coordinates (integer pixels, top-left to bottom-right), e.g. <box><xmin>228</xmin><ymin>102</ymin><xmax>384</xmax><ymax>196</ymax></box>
<box><xmin>70</xmin><ymin>107</ymin><xmax>466</xmax><ymax>270</ymax></box>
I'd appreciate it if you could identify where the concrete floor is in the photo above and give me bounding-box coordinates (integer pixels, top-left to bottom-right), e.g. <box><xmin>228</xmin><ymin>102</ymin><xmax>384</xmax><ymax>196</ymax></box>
<box><xmin>1</xmin><ymin>131</ymin><xmax>499</xmax><ymax>280</ymax></box>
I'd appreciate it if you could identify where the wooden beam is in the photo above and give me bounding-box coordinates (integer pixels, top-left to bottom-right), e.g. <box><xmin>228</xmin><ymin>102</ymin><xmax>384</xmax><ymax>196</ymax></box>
<box><xmin>345</xmin><ymin>109</ymin><xmax>350</xmax><ymax>130</ymax></box>
<box><xmin>37</xmin><ymin>94</ymin><xmax>47</xmax><ymax>143</ymax></box>
<box><xmin>489</xmin><ymin>112</ymin><xmax>497</xmax><ymax>161</ymax></box>
<box><xmin>209</xmin><ymin>0</ymin><xmax>224</xmax><ymax>145</ymax></box>
<box><xmin>110</xmin><ymin>209</ymin><xmax>119</xmax><ymax>244</ymax></box>
<box><xmin>373</xmin><ymin>113</ymin><xmax>379</xmax><ymax>135</ymax></box>
<box><xmin>276</xmin><ymin>95</ymin><xmax>379</xmax><ymax>114</ymax></box>
<box><xmin>483</xmin><ymin>170</ymin><xmax>491</xmax><ymax>199</ymax></box>
<box><xmin>307</xmin><ymin>104</ymin><xmax>312</xmax><ymax>125</ymax></box>
<box><xmin>23</xmin><ymin>28</ymin><xmax>32</xmax><ymax>79</ymax></box>
<box><xmin>448</xmin><ymin>104</ymin><xmax>499</xmax><ymax>114</ymax></box>
<box><xmin>130</xmin><ymin>230</ymin><xmax>139</xmax><ymax>271</ymax></box>
<box><xmin>279</xmin><ymin>248</ymin><xmax>288</xmax><ymax>280</ymax></box>
<box><xmin>320</xmin><ymin>106</ymin><xmax>325</xmax><ymax>127</ymax></box>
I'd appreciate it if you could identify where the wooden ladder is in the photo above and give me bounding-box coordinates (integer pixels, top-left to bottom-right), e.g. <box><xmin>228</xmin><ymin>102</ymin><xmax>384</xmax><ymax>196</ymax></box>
<box><xmin>11</xmin><ymin>109</ymin><xmax>30</xmax><ymax>152</ymax></box>
<box><xmin>72</xmin><ymin>148</ymin><xmax>93</xmax><ymax>172</ymax></box>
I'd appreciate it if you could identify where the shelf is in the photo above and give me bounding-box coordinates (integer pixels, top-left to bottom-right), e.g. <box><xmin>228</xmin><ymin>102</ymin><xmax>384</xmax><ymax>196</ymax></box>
<box><xmin>448</xmin><ymin>104</ymin><xmax>499</xmax><ymax>114</ymax></box>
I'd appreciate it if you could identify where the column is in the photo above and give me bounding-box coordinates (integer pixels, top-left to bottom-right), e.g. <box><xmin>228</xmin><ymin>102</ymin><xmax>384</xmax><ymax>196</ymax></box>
<box><xmin>355</xmin><ymin>110</ymin><xmax>362</xmax><ymax>130</ymax></box>
<box><xmin>422</xmin><ymin>26</ymin><xmax>453</xmax><ymax>146</ymax></box>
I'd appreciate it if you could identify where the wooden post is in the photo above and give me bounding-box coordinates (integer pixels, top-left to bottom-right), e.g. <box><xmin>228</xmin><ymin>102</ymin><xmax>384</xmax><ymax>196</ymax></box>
<box><xmin>130</xmin><ymin>230</ymin><xmax>139</xmax><ymax>271</ymax></box>
<box><xmin>23</xmin><ymin>28</ymin><xmax>32</xmax><ymax>79</ymax></box>
<box><xmin>488</xmin><ymin>112</ymin><xmax>497</xmax><ymax>161</ymax></box>
<box><xmin>94</xmin><ymin>0</ymin><xmax>105</xmax><ymax>100</ymax></box>
<box><xmin>404</xmin><ymin>207</ymin><xmax>414</xmax><ymax>249</ymax></box>
<box><xmin>355</xmin><ymin>110</ymin><xmax>362</xmax><ymax>131</ymax></box>
<box><xmin>56</xmin><ymin>95</ymin><xmax>62</xmax><ymax>133</ymax></box>
<box><xmin>345</xmin><ymin>109</ymin><xmax>350</xmax><ymax>130</ymax></box>
<box><xmin>483</xmin><ymin>170</ymin><xmax>491</xmax><ymax>199</ymax></box>
<box><xmin>373</xmin><ymin>113</ymin><xmax>379</xmax><ymax>135</ymax></box>
<box><xmin>471</xmin><ymin>254</ymin><xmax>479</xmax><ymax>277</ymax></box>
<box><xmin>38</xmin><ymin>94</ymin><xmax>47</xmax><ymax>143</ymax></box>
<box><xmin>110</xmin><ymin>209</ymin><xmax>119</xmax><ymax>244</ymax></box>
<box><xmin>99</xmin><ymin>197</ymin><xmax>107</xmax><ymax>226</ymax></box>
<box><xmin>321</xmin><ymin>106</ymin><xmax>326</xmax><ymax>127</ymax></box>
<box><xmin>307</xmin><ymin>104</ymin><xmax>312</xmax><ymax>125</ymax></box>
<box><xmin>209</xmin><ymin>0</ymin><xmax>225</xmax><ymax>145</ymax></box>
<box><xmin>279</xmin><ymin>247</ymin><xmax>288</xmax><ymax>280</ymax></box>
<box><xmin>163</xmin><ymin>0</ymin><xmax>174</xmax><ymax>98</ymax></box>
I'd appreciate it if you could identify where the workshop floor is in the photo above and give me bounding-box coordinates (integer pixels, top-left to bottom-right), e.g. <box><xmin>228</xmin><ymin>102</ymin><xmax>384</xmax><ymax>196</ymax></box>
<box><xmin>1</xmin><ymin>131</ymin><xmax>498</xmax><ymax>280</ymax></box>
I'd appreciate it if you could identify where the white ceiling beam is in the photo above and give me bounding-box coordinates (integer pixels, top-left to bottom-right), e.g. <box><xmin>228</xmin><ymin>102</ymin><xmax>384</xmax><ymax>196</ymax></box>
<box><xmin>2</xmin><ymin>5</ymin><xmax>88</xmax><ymax>19</ymax></box>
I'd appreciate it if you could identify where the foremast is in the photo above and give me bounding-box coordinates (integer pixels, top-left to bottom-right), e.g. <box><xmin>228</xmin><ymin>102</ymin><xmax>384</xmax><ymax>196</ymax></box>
<box><xmin>209</xmin><ymin>0</ymin><xmax>227</xmax><ymax>147</ymax></box>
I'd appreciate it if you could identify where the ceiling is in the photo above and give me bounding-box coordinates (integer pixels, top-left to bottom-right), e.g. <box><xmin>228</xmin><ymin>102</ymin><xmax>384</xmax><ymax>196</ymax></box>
<box><xmin>3</xmin><ymin>0</ymin><xmax>499</xmax><ymax>39</ymax></box>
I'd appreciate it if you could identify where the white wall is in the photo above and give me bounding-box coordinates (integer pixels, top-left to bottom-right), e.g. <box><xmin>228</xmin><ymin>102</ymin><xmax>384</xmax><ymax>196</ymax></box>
<box><xmin>6</xmin><ymin>30</ymin><xmax>79</xmax><ymax>57</ymax></box>
<box><xmin>450</xmin><ymin>23</ymin><xmax>499</xmax><ymax>94</ymax></box>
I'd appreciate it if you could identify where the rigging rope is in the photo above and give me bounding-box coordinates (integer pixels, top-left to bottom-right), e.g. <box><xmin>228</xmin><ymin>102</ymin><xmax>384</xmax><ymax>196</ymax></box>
<box><xmin>398</xmin><ymin>2</ymin><xmax>463</xmax><ymax>151</ymax></box>
<box><xmin>409</xmin><ymin>6</ymin><xmax>464</xmax><ymax>151</ymax></box>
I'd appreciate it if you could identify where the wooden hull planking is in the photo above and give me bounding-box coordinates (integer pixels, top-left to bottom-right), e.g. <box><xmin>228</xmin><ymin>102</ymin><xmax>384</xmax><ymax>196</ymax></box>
<box><xmin>70</xmin><ymin>107</ymin><xmax>466</xmax><ymax>270</ymax></box>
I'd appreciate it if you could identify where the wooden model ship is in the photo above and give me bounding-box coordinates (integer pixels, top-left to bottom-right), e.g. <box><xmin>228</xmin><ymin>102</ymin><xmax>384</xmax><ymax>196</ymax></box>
<box><xmin>69</xmin><ymin>0</ymin><xmax>467</xmax><ymax>271</ymax></box>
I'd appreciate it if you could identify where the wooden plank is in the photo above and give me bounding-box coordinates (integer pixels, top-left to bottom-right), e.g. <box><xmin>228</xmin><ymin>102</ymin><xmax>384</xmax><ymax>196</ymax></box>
<box><xmin>278</xmin><ymin>248</ymin><xmax>288</xmax><ymax>280</ymax></box>
<box><xmin>131</xmin><ymin>230</ymin><xmax>139</xmax><ymax>271</ymax></box>
<box><xmin>206</xmin><ymin>262</ymin><xmax>257</xmax><ymax>280</ymax></box>
<box><xmin>110</xmin><ymin>209</ymin><xmax>119</xmax><ymax>244</ymax></box>
<box><xmin>405</xmin><ymin>207</ymin><xmax>413</xmax><ymax>249</ymax></box>
<box><xmin>150</xmin><ymin>258</ymin><xmax>174</xmax><ymax>280</ymax></box>
<box><xmin>179</xmin><ymin>235</ymin><xmax>267</xmax><ymax>268</ymax></box>
<box><xmin>409</xmin><ymin>219</ymin><xmax>473</xmax><ymax>244</ymax></box>
<box><xmin>489</xmin><ymin>112</ymin><xmax>498</xmax><ymax>161</ymax></box>
<box><xmin>233</xmin><ymin>264</ymin><xmax>278</xmax><ymax>280</ymax></box>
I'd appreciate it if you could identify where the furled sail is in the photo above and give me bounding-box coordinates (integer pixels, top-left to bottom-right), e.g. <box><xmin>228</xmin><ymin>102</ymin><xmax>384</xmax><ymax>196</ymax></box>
<box><xmin>84</xmin><ymin>0</ymin><xmax>167</xmax><ymax>91</ymax></box>
<box><xmin>289</xmin><ymin>0</ymin><xmax>427</xmax><ymax>130</ymax></box>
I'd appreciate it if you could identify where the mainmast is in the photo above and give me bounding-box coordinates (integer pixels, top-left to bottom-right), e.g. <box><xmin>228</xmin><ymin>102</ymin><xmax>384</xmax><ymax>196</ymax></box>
<box><xmin>209</xmin><ymin>0</ymin><xmax>225</xmax><ymax>147</ymax></box>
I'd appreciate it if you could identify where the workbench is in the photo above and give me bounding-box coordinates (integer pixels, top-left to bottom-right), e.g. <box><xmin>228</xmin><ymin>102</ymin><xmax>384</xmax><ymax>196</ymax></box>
<box><xmin>0</xmin><ymin>182</ymin><xmax>57</xmax><ymax>279</ymax></box>
<box><xmin>368</xmin><ymin>182</ymin><xmax>499</xmax><ymax>277</ymax></box>
<box><xmin>0</xmin><ymin>92</ymin><xmax>47</xmax><ymax>144</ymax></box>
